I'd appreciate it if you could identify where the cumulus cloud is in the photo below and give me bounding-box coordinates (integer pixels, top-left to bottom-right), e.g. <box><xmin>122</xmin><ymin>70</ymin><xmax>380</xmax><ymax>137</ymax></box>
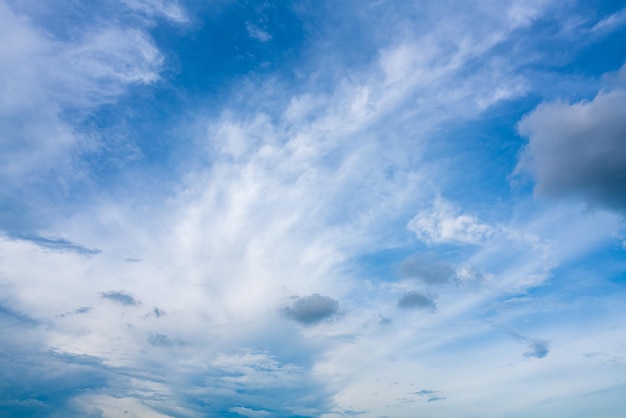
<box><xmin>400</xmin><ymin>252</ymin><xmax>456</xmax><ymax>285</ymax></box>
<box><xmin>100</xmin><ymin>291</ymin><xmax>139</xmax><ymax>306</ymax></box>
<box><xmin>397</xmin><ymin>291</ymin><xmax>436</xmax><ymax>311</ymax></box>
<box><xmin>517</xmin><ymin>89</ymin><xmax>626</xmax><ymax>213</ymax></box>
<box><xmin>282</xmin><ymin>294</ymin><xmax>339</xmax><ymax>324</ymax></box>
<box><xmin>408</xmin><ymin>197</ymin><xmax>496</xmax><ymax>245</ymax></box>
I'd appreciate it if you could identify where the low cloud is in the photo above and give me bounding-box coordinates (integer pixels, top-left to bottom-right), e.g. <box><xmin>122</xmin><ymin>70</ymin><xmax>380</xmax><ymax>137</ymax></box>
<box><xmin>523</xmin><ymin>340</ymin><xmax>550</xmax><ymax>359</ymax></box>
<box><xmin>397</xmin><ymin>291</ymin><xmax>436</xmax><ymax>311</ymax></box>
<box><xmin>100</xmin><ymin>291</ymin><xmax>138</xmax><ymax>306</ymax></box>
<box><xmin>282</xmin><ymin>294</ymin><xmax>339</xmax><ymax>324</ymax></box>
<box><xmin>512</xmin><ymin>333</ymin><xmax>550</xmax><ymax>359</ymax></box>
<box><xmin>400</xmin><ymin>252</ymin><xmax>456</xmax><ymax>285</ymax></box>
<box><xmin>517</xmin><ymin>89</ymin><xmax>626</xmax><ymax>214</ymax></box>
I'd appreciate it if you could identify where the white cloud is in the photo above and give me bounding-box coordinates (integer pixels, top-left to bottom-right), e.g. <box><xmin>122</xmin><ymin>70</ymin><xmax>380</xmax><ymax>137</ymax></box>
<box><xmin>230</xmin><ymin>406</ymin><xmax>271</xmax><ymax>418</ymax></box>
<box><xmin>246</xmin><ymin>22</ymin><xmax>272</xmax><ymax>42</ymax></box>
<box><xmin>1</xmin><ymin>1</ymin><xmax>625</xmax><ymax>417</ymax></box>
<box><xmin>408</xmin><ymin>197</ymin><xmax>497</xmax><ymax>245</ymax></box>
<box><xmin>0</xmin><ymin>0</ymin><xmax>164</xmax><ymax>184</ymax></box>
<box><xmin>591</xmin><ymin>8</ymin><xmax>626</xmax><ymax>33</ymax></box>
<box><xmin>120</xmin><ymin>0</ymin><xmax>189</xmax><ymax>23</ymax></box>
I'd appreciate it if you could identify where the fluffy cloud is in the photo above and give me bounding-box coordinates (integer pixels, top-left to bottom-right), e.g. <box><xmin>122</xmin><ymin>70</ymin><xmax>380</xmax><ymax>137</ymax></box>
<box><xmin>397</xmin><ymin>291</ymin><xmax>436</xmax><ymax>311</ymax></box>
<box><xmin>517</xmin><ymin>88</ymin><xmax>626</xmax><ymax>213</ymax></box>
<box><xmin>1</xmin><ymin>1</ymin><xmax>626</xmax><ymax>417</ymax></box>
<box><xmin>282</xmin><ymin>294</ymin><xmax>339</xmax><ymax>324</ymax></box>
<box><xmin>408</xmin><ymin>197</ymin><xmax>496</xmax><ymax>245</ymax></box>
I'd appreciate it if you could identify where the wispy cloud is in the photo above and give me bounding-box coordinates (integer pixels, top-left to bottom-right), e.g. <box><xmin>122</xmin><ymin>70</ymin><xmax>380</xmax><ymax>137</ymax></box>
<box><xmin>9</xmin><ymin>235</ymin><xmax>101</xmax><ymax>255</ymax></box>
<box><xmin>230</xmin><ymin>406</ymin><xmax>271</xmax><ymax>418</ymax></box>
<box><xmin>0</xmin><ymin>0</ymin><xmax>625</xmax><ymax>417</ymax></box>
<box><xmin>246</xmin><ymin>22</ymin><xmax>272</xmax><ymax>42</ymax></box>
<box><xmin>120</xmin><ymin>0</ymin><xmax>189</xmax><ymax>23</ymax></box>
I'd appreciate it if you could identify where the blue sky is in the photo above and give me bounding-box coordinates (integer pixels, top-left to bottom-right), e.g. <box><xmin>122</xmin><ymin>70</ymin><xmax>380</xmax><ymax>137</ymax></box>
<box><xmin>1</xmin><ymin>0</ymin><xmax>626</xmax><ymax>417</ymax></box>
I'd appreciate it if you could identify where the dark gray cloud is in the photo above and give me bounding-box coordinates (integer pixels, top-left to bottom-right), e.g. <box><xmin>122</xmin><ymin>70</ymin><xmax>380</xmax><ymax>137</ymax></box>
<box><xmin>400</xmin><ymin>252</ymin><xmax>455</xmax><ymax>285</ymax></box>
<box><xmin>397</xmin><ymin>291</ymin><xmax>436</xmax><ymax>311</ymax></box>
<box><xmin>512</xmin><ymin>333</ymin><xmax>550</xmax><ymax>359</ymax></box>
<box><xmin>101</xmin><ymin>291</ymin><xmax>139</xmax><ymax>306</ymax></box>
<box><xmin>11</xmin><ymin>234</ymin><xmax>101</xmax><ymax>255</ymax></box>
<box><xmin>517</xmin><ymin>89</ymin><xmax>626</xmax><ymax>213</ymax></box>
<box><xmin>282</xmin><ymin>294</ymin><xmax>339</xmax><ymax>324</ymax></box>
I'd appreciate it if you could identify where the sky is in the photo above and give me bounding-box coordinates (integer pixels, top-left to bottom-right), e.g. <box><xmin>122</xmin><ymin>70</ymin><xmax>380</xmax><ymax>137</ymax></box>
<box><xmin>1</xmin><ymin>0</ymin><xmax>626</xmax><ymax>417</ymax></box>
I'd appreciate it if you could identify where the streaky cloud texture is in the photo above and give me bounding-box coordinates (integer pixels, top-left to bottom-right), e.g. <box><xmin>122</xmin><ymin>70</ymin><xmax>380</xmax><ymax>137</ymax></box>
<box><xmin>1</xmin><ymin>0</ymin><xmax>626</xmax><ymax>417</ymax></box>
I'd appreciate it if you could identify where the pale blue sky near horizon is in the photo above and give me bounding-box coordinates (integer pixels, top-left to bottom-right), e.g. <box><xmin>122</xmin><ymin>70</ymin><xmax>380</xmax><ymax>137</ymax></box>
<box><xmin>1</xmin><ymin>1</ymin><xmax>626</xmax><ymax>417</ymax></box>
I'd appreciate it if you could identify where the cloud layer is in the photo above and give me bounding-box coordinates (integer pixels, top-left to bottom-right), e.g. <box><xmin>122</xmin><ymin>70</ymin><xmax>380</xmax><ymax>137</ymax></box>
<box><xmin>0</xmin><ymin>1</ymin><xmax>625</xmax><ymax>417</ymax></box>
